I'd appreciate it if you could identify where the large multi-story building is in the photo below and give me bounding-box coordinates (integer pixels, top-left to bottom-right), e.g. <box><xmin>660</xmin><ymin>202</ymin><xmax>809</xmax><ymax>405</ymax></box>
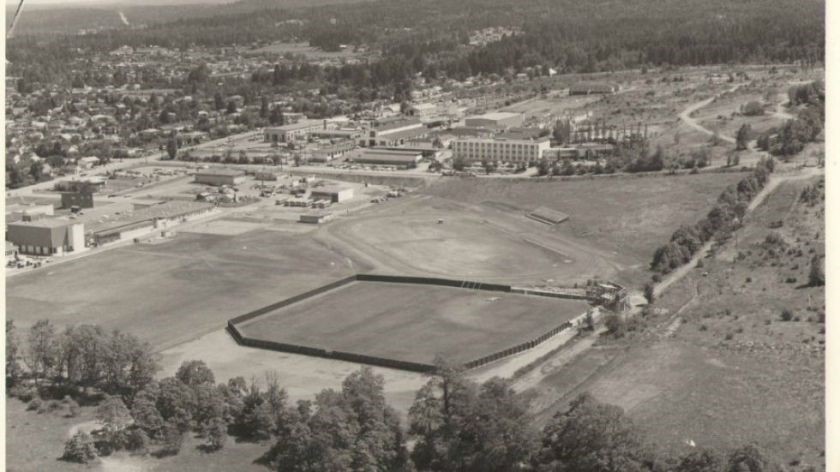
<box><xmin>6</xmin><ymin>220</ymin><xmax>86</xmax><ymax>256</ymax></box>
<box><xmin>361</xmin><ymin>118</ymin><xmax>427</xmax><ymax>147</ymax></box>
<box><xmin>451</xmin><ymin>136</ymin><xmax>550</xmax><ymax>166</ymax></box>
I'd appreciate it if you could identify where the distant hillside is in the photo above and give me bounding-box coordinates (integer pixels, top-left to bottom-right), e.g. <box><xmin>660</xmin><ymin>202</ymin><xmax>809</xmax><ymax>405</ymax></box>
<box><xmin>5</xmin><ymin>0</ymin><xmax>377</xmax><ymax>36</ymax></box>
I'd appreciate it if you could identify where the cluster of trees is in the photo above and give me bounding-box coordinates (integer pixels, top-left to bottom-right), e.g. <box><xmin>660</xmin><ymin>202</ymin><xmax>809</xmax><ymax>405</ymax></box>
<box><xmin>6</xmin><ymin>319</ymin><xmax>158</xmax><ymax>399</ymax></box>
<box><xmin>757</xmin><ymin>81</ymin><xmax>824</xmax><ymax>157</ymax></box>
<box><xmin>9</xmin><ymin>319</ymin><xmax>787</xmax><ymax>470</ymax></box>
<box><xmin>536</xmin><ymin>138</ymin><xmax>669</xmax><ymax>178</ymax></box>
<box><xmin>650</xmin><ymin>157</ymin><xmax>776</xmax><ymax>273</ymax></box>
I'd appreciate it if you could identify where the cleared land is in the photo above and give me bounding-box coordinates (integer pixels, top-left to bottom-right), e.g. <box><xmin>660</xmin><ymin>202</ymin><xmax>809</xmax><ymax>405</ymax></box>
<box><xmin>423</xmin><ymin>173</ymin><xmax>745</xmax><ymax>284</ymax></box>
<box><xmin>333</xmin><ymin>206</ymin><xmax>579</xmax><ymax>282</ymax></box>
<box><xmin>6</xmin><ymin>229</ymin><xmax>365</xmax><ymax>351</ymax></box>
<box><xmin>238</xmin><ymin>281</ymin><xmax>588</xmax><ymax>365</ymax></box>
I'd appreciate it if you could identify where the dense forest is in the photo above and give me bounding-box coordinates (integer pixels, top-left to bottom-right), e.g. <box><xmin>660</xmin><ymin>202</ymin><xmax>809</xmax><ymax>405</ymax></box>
<box><xmin>7</xmin><ymin>0</ymin><xmax>825</xmax><ymax>92</ymax></box>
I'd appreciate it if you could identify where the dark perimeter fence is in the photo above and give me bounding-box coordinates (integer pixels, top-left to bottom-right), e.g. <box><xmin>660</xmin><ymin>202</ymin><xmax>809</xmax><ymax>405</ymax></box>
<box><xmin>227</xmin><ymin>274</ymin><xmax>594</xmax><ymax>373</ymax></box>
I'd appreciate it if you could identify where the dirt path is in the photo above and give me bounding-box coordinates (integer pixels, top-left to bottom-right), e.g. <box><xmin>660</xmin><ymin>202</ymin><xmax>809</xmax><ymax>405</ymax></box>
<box><xmin>678</xmin><ymin>84</ymin><xmax>742</xmax><ymax>144</ymax></box>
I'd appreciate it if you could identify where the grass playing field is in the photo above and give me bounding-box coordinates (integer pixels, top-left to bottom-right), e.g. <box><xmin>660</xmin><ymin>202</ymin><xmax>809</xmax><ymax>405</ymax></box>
<box><xmin>6</xmin><ymin>229</ymin><xmax>366</xmax><ymax>351</ymax></box>
<box><xmin>238</xmin><ymin>281</ymin><xmax>589</xmax><ymax>365</ymax></box>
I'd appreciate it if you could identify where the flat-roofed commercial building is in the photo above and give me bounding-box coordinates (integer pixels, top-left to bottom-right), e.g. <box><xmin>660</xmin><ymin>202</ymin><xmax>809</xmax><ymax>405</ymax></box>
<box><xmin>352</xmin><ymin>148</ymin><xmax>423</xmax><ymax>168</ymax></box>
<box><xmin>194</xmin><ymin>168</ymin><xmax>246</xmax><ymax>186</ymax></box>
<box><xmin>464</xmin><ymin>112</ymin><xmax>523</xmax><ymax>129</ymax></box>
<box><xmin>310</xmin><ymin>185</ymin><xmax>354</xmax><ymax>203</ymax></box>
<box><xmin>6</xmin><ymin>219</ymin><xmax>86</xmax><ymax>256</ymax></box>
<box><xmin>264</xmin><ymin>120</ymin><xmax>323</xmax><ymax>143</ymax></box>
<box><xmin>362</xmin><ymin>119</ymin><xmax>428</xmax><ymax>147</ymax></box>
<box><xmin>452</xmin><ymin>136</ymin><xmax>550</xmax><ymax>166</ymax></box>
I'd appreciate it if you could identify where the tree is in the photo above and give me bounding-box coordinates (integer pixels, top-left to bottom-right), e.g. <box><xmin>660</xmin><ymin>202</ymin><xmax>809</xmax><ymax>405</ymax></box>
<box><xmin>260</xmin><ymin>96</ymin><xmax>269</xmax><ymax>118</ymax></box>
<box><xmin>175</xmin><ymin>360</ymin><xmax>215</xmax><ymax>387</ymax></box>
<box><xmin>214</xmin><ymin>92</ymin><xmax>225</xmax><ymax>111</ymax></box>
<box><xmin>676</xmin><ymin>449</ymin><xmax>723</xmax><ymax>472</ymax></box>
<box><xmin>735</xmin><ymin>124</ymin><xmax>751</xmax><ymax>151</ymax></box>
<box><xmin>535</xmin><ymin>393</ymin><xmax>651</xmax><ymax>472</ymax></box>
<box><xmin>202</xmin><ymin>416</ymin><xmax>228</xmax><ymax>451</ymax></box>
<box><xmin>409</xmin><ymin>358</ymin><xmax>534</xmax><ymax>472</ymax></box>
<box><xmin>96</xmin><ymin>396</ymin><xmax>132</xmax><ymax>434</ymax></box>
<box><xmin>161</xmin><ymin>420</ymin><xmax>185</xmax><ymax>456</ymax></box>
<box><xmin>452</xmin><ymin>155</ymin><xmax>467</xmax><ymax>171</ymax></box>
<box><xmin>62</xmin><ymin>432</ymin><xmax>98</xmax><ymax>464</ymax></box>
<box><xmin>226</xmin><ymin>101</ymin><xmax>238</xmax><ymax>114</ymax></box>
<box><xmin>270</xmin><ymin>107</ymin><xmax>286</xmax><ymax>126</ymax></box>
<box><xmin>166</xmin><ymin>136</ymin><xmax>178</xmax><ymax>160</ymax></box>
<box><xmin>741</xmin><ymin>101</ymin><xmax>764</xmax><ymax>116</ymax></box>
<box><xmin>604</xmin><ymin>314</ymin><xmax>626</xmax><ymax>338</ymax></box>
<box><xmin>131</xmin><ymin>393</ymin><xmax>165</xmax><ymax>439</ymax></box>
<box><xmin>6</xmin><ymin>320</ymin><xmax>22</xmax><ymax>386</ymax></box>
<box><xmin>26</xmin><ymin>319</ymin><xmax>59</xmax><ymax>381</ymax></box>
<box><xmin>725</xmin><ymin>445</ymin><xmax>775</xmax><ymax>472</ymax></box>
<box><xmin>808</xmin><ymin>255</ymin><xmax>824</xmax><ymax>286</ymax></box>
<box><xmin>643</xmin><ymin>284</ymin><xmax>655</xmax><ymax>304</ymax></box>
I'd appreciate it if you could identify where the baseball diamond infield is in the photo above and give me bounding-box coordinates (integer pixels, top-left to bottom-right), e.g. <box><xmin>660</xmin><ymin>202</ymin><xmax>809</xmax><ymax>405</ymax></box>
<box><xmin>228</xmin><ymin>275</ymin><xmax>592</xmax><ymax>372</ymax></box>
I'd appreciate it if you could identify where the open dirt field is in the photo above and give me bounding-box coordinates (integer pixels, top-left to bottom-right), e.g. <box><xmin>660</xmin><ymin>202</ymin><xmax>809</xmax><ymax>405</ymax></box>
<box><xmin>331</xmin><ymin>202</ymin><xmax>581</xmax><ymax>282</ymax></box>
<box><xmin>423</xmin><ymin>173</ymin><xmax>745</xmax><ymax>285</ymax></box>
<box><xmin>6</xmin><ymin>229</ymin><xmax>366</xmax><ymax>351</ymax></box>
<box><xmin>238</xmin><ymin>280</ymin><xmax>589</xmax><ymax>365</ymax></box>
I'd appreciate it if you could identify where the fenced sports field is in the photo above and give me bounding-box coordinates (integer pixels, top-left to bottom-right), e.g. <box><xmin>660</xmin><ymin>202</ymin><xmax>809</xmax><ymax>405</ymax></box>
<box><xmin>228</xmin><ymin>274</ymin><xmax>592</xmax><ymax>372</ymax></box>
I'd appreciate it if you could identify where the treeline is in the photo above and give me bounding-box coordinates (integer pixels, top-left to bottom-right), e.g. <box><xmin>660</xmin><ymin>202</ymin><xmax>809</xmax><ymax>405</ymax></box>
<box><xmin>8</xmin><ymin>0</ymin><xmax>824</xmax><ymax>93</ymax></box>
<box><xmin>757</xmin><ymin>81</ymin><xmax>825</xmax><ymax>157</ymax></box>
<box><xmin>9</xmin><ymin>320</ymin><xmax>785</xmax><ymax>470</ymax></box>
<box><xmin>650</xmin><ymin>157</ymin><xmax>776</xmax><ymax>273</ymax></box>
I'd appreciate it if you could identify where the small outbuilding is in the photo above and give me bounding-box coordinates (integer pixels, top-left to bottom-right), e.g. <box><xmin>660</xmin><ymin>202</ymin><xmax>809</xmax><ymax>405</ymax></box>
<box><xmin>310</xmin><ymin>185</ymin><xmax>354</xmax><ymax>203</ymax></box>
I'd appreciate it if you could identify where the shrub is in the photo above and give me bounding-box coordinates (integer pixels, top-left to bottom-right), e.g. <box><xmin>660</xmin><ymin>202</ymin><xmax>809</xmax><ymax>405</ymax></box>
<box><xmin>604</xmin><ymin>314</ymin><xmax>626</xmax><ymax>338</ymax></box>
<box><xmin>12</xmin><ymin>384</ymin><xmax>37</xmax><ymax>402</ymax></box>
<box><xmin>27</xmin><ymin>398</ymin><xmax>43</xmax><ymax>411</ymax></box>
<box><xmin>62</xmin><ymin>432</ymin><xmax>98</xmax><ymax>464</ymax></box>
<box><xmin>124</xmin><ymin>428</ymin><xmax>150</xmax><ymax>455</ymax></box>
<box><xmin>780</xmin><ymin>308</ymin><xmax>794</xmax><ymax>322</ymax></box>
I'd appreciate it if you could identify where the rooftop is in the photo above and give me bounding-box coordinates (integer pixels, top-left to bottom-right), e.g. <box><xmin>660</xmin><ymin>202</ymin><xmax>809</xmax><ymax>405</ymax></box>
<box><xmin>195</xmin><ymin>168</ymin><xmax>245</xmax><ymax>177</ymax></box>
<box><xmin>468</xmin><ymin>111</ymin><xmax>521</xmax><ymax>121</ymax></box>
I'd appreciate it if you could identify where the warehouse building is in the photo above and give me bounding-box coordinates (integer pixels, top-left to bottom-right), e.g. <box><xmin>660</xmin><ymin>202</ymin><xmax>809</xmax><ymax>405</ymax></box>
<box><xmin>310</xmin><ymin>185</ymin><xmax>354</xmax><ymax>203</ymax></box>
<box><xmin>569</xmin><ymin>82</ymin><xmax>618</xmax><ymax>95</ymax></box>
<box><xmin>61</xmin><ymin>188</ymin><xmax>95</xmax><ymax>209</ymax></box>
<box><xmin>362</xmin><ymin>118</ymin><xmax>428</xmax><ymax>147</ymax></box>
<box><xmin>6</xmin><ymin>219</ymin><xmax>86</xmax><ymax>256</ymax></box>
<box><xmin>264</xmin><ymin>120</ymin><xmax>323</xmax><ymax>143</ymax></box>
<box><xmin>464</xmin><ymin>112</ymin><xmax>523</xmax><ymax>129</ymax></box>
<box><xmin>352</xmin><ymin>148</ymin><xmax>423</xmax><ymax>168</ymax></box>
<box><xmin>194</xmin><ymin>168</ymin><xmax>246</xmax><ymax>186</ymax></box>
<box><xmin>452</xmin><ymin>136</ymin><xmax>550</xmax><ymax>166</ymax></box>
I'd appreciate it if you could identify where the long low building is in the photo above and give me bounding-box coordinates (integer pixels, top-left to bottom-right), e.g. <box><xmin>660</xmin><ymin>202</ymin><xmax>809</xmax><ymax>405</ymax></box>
<box><xmin>194</xmin><ymin>168</ymin><xmax>246</xmax><ymax>186</ymax></box>
<box><xmin>352</xmin><ymin>148</ymin><xmax>423</xmax><ymax>168</ymax></box>
<box><xmin>6</xmin><ymin>219</ymin><xmax>86</xmax><ymax>256</ymax></box>
<box><xmin>264</xmin><ymin>120</ymin><xmax>324</xmax><ymax>143</ymax></box>
<box><xmin>464</xmin><ymin>112</ymin><xmax>523</xmax><ymax>129</ymax></box>
<box><xmin>451</xmin><ymin>136</ymin><xmax>550</xmax><ymax>166</ymax></box>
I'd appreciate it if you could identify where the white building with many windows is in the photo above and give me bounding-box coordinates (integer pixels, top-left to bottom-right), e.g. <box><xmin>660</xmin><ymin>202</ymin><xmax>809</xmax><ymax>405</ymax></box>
<box><xmin>451</xmin><ymin>136</ymin><xmax>550</xmax><ymax>165</ymax></box>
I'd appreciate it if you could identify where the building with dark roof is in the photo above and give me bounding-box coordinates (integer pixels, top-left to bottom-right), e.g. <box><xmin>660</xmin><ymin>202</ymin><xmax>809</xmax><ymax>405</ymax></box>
<box><xmin>6</xmin><ymin>219</ymin><xmax>86</xmax><ymax>256</ymax></box>
<box><xmin>352</xmin><ymin>148</ymin><xmax>423</xmax><ymax>168</ymax></box>
<box><xmin>194</xmin><ymin>168</ymin><xmax>246</xmax><ymax>186</ymax></box>
<box><xmin>569</xmin><ymin>83</ymin><xmax>618</xmax><ymax>95</ymax></box>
